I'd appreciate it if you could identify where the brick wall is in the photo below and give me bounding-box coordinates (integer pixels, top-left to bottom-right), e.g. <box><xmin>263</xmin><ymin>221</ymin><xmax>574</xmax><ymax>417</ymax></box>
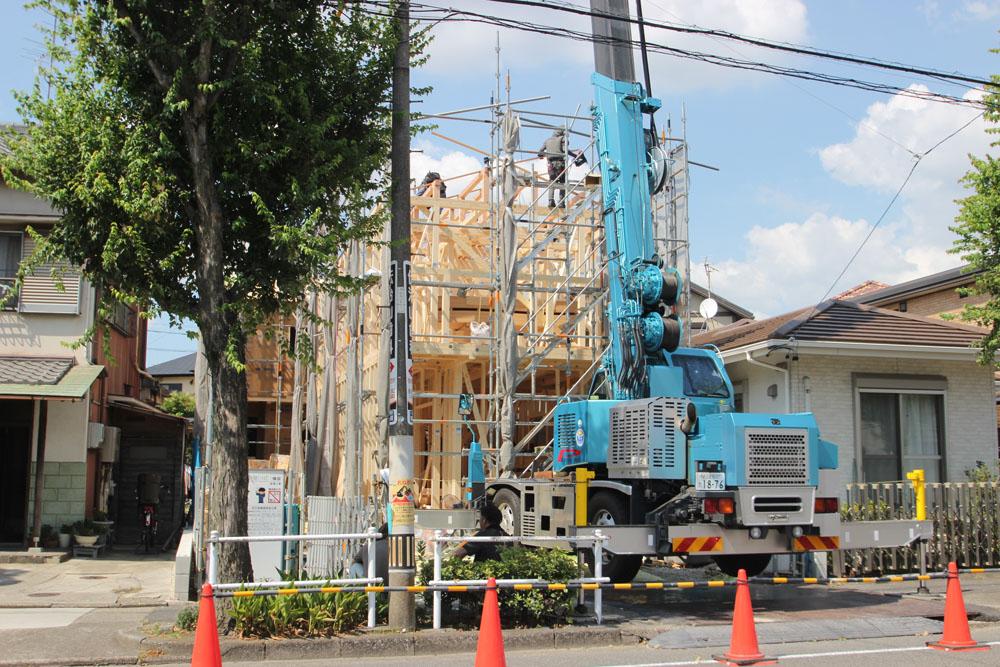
<box><xmin>877</xmin><ymin>283</ymin><xmax>986</xmax><ymax>320</ymax></box>
<box><xmin>26</xmin><ymin>461</ymin><xmax>87</xmax><ymax>531</ymax></box>
<box><xmin>787</xmin><ymin>354</ymin><xmax>996</xmax><ymax>486</ymax></box>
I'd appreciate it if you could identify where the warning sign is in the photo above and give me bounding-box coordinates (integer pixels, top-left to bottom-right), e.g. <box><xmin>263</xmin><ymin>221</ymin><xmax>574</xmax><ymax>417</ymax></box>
<box><xmin>390</xmin><ymin>479</ymin><xmax>415</xmax><ymax>528</ymax></box>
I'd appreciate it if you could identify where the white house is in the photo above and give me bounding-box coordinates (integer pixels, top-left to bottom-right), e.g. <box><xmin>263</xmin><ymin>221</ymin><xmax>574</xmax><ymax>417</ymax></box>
<box><xmin>694</xmin><ymin>299</ymin><xmax>996</xmax><ymax>486</ymax></box>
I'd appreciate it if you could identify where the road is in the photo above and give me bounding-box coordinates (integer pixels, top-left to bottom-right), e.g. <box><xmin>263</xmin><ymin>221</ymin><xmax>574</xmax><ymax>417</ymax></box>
<box><xmin>157</xmin><ymin>625</ymin><xmax>1000</xmax><ymax>666</ymax></box>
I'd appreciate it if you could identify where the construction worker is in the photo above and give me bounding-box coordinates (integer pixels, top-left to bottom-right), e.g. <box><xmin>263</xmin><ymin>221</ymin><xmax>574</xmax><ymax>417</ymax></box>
<box><xmin>537</xmin><ymin>129</ymin><xmax>586</xmax><ymax>208</ymax></box>
<box><xmin>451</xmin><ymin>504</ymin><xmax>508</xmax><ymax>562</ymax></box>
<box><xmin>415</xmin><ymin>171</ymin><xmax>446</xmax><ymax>198</ymax></box>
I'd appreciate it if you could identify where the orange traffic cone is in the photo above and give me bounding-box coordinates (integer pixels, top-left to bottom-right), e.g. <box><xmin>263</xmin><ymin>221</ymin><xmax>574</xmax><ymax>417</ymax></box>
<box><xmin>927</xmin><ymin>562</ymin><xmax>989</xmax><ymax>652</ymax></box>
<box><xmin>191</xmin><ymin>583</ymin><xmax>223</xmax><ymax>667</ymax></box>
<box><xmin>712</xmin><ymin>569</ymin><xmax>775</xmax><ymax>666</ymax></box>
<box><xmin>474</xmin><ymin>577</ymin><xmax>506</xmax><ymax>667</ymax></box>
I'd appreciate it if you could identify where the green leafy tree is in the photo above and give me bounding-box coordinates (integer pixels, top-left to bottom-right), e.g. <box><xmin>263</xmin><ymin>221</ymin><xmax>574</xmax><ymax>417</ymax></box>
<box><xmin>2</xmin><ymin>1</ymin><xmax>396</xmax><ymax>585</ymax></box>
<box><xmin>952</xmin><ymin>66</ymin><xmax>1000</xmax><ymax>365</ymax></box>
<box><xmin>161</xmin><ymin>391</ymin><xmax>196</xmax><ymax>418</ymax></box>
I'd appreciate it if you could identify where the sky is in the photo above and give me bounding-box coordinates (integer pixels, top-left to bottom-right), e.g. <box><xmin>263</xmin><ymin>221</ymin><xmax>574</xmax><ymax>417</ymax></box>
<box><xmin>1</xmin><ymin>1</ymin><xmax>997</xmax><ymax>364</ymax></box>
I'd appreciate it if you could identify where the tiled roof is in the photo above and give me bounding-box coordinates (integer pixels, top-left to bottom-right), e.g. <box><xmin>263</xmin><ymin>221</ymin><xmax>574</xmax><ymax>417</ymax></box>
<box><xmin>0</xmin><ymin>361</ymin><xmax>104</xmax><ymax>398</ymax></box>
<box><xmin>852</xmin><ymin>265</ymin><xmax>980</xmax><ymax>305</ymax></box>
<box><xmin>147</xmin><ymin>352</ymin><xmax>197</xmax><ymax>377</ymax></box>
<box><xmin>834</xmin><ymin>280</ymin><xmax>890</xmax><ymax>299</ymax></box>
<box><xmin>693</xmin><ymin>300</ymin><xmax>986</xmax><ymax>351</ymax></box>
<box><xmin>0</xmin><ymin>357</ymin><xmax>73</xmax><ymax>385</ymax></box>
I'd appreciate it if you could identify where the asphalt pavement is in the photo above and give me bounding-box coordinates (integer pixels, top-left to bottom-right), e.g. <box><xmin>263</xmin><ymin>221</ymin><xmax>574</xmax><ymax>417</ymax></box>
<box><xmin>155</xmin><ymin>625</ymin><xmax>1000</xmax><ymax>666</ymax></box>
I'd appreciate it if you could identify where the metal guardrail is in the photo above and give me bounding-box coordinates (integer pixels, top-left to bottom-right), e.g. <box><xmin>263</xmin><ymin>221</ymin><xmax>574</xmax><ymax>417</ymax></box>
<box><xmin>206</xmin><ymin>529</ymin><xmax>383</xmax><ymax>628</ymax></box>
<box><xmin>428</xmin><ymin>530</ymin><xmax>610</xmax><ymax>627</ymax></box>
<box><xmin>210</xmin><ymin>567</ymin><xmax>1000</xmax><ymax>598</ymax></box>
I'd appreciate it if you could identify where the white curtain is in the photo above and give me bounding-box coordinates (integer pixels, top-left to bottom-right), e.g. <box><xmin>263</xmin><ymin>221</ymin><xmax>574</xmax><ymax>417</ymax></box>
<box><xmin>901</xmin><ymin>394</ymin><xmax>942</xmax><ymax>482</ymax></box>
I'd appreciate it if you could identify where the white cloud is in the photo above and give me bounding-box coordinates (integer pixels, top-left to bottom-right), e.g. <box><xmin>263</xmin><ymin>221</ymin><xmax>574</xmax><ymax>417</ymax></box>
<box><xmin>698</xmin><ymin>86</ymin><xmax>990</xmax><ymax>316</ymax></box>
<box><xmin>411</xmin><ymin>140</ymin><xmax>485</xmax><ymax>196</ymax></box>
<box><xmin>421</xmin><ymin>0</ymin><xmax>810</xmax><ymax>93</ymax></box>
<box><xmin>959</xmin><ymin>1</ymin><xmax>1000</xmax><ymax>20</ymax></box>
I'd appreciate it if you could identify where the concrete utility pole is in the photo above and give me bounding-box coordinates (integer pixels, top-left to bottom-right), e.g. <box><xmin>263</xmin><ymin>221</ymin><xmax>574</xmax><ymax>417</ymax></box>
<box><xmin>387</xmin><ymin>0</ymin><xmax>416</xmax><ymax>630</ymax></box>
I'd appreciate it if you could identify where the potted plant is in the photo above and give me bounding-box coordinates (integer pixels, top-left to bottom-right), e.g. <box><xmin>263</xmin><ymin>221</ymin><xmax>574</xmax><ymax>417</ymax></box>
<box><xmin>73</xmin><ymin>520</ymin><xmax>99</xmax><ymax>547</ymax></box>
<box><xmin>58</xmin><ymin>524</ymin><xmax>72</xmax><ymax>549</ymax></box>
<box><xmin>40</xmin><ymin>524</ymin><xmax>59</xmax><ymax>549</ymax></box>
<box><xmin>92</xmin><ymin>510</ymin><xmax>114</xmax><ymax>544</ymax></box>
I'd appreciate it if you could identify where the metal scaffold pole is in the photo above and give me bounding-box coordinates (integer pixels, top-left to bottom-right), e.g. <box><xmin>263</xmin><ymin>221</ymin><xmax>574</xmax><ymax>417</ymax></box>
<box><xmin>388</xmin><ymin>0</ymin><xmax>416</xmax><ymax>630</ymax></box>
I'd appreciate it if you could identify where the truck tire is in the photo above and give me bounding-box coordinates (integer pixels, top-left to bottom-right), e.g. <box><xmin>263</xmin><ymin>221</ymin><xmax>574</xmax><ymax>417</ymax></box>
<box><xmin>584</xmin><ymin>491</ymin><xmax>643</xmax><ymax>583</ymax></box>
<box><xmin>712</xmin><ymin>554</ymin><xmax>771</xmax><ymax>578</ymax></box>
<box><xmin>492</xmin><ymin>488</ymin><xmax>521</xmax><ymax>536</ymax></box>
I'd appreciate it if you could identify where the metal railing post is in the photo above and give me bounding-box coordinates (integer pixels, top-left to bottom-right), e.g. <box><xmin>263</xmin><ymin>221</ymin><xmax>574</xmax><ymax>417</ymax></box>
<box><xmin>433</xmin><ymin>530</ymin><xmax>443</xmax><ymax>630</ymax></box>
<box><xmin>593</xmin><ymin>530</ymin><xmax>603</xmax><ymax>625</ymax></box>
<box><xmin>366</xmin><ymin>526</ymin><xmax>377</xmax><ymax>628</ymax></box>
<box><xmin>207</xmin><ymin>530</ymin><xmax>219</xmax><ymax>586</ymax></box>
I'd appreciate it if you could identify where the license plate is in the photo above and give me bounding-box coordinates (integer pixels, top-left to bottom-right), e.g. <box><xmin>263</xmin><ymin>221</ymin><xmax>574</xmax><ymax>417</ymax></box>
<box><xmin>695</xmin><ymin>471</ymin><xmax>726</xmax><ymax>491</ymax></box>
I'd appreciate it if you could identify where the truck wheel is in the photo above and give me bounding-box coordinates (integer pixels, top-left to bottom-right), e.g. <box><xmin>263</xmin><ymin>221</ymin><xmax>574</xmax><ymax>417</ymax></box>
<box><xmin>492</xmin><ymin>488</ymin><xmax>521</xmax><ymax>536</ymax></box>
<box><xmin>584</xmin><ymin>491</ymin><xmax>643</xmax><ymax>583</ymax></box>
<box><xmin>713</xmin><ymin>554</ymin><xmax>771</xmax><ymax>578</ymax></box>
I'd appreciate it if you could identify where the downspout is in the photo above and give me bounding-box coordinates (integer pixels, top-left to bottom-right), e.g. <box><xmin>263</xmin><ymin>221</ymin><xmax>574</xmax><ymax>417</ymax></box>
<box><xmin>745</xmin><ymin>350</ymin><xmax>790</xmax><ymax>413</ymax></box>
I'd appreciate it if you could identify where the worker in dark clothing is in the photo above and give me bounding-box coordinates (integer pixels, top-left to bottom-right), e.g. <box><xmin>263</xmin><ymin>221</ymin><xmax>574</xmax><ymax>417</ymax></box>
<box><xmin>537</xmin><ymin>129</ymin><xmax>587</xmax><ymax>208</ymax></box>
<box><xmin>416</xmin><ymin>171</ymin><xmax>447</xmax><ymax>198</ymax></box>
<box><xmin>538</xmin><ymin>129</ymin><xmax>567</xmax><ymax>208</ymax></box>
<box><xmin>452</xmin><ymin>504</ymin><xmax>508</xmax><ymax>562</ymax></box>
<box><xmin>349</xmin><ymin>523</ymin><xmax>389</xmax><ymax>583</ymax></box>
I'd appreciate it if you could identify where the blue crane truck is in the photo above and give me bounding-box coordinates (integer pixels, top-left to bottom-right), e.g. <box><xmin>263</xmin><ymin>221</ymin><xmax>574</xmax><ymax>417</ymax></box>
<box><xmin>482</xmin><ymin>0</ymin><xmax>929</xmax><ymax>582</ymax></box>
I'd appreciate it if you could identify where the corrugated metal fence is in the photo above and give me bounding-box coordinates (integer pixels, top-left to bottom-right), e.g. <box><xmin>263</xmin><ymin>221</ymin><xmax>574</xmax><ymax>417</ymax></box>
<box><xmin>302</xmin><ymin>496</ymin><xmax>381</xmax><ymax>577</ymax></box>
<box><xmin>839</xmin><ymin>481</ymin><xmax>1000</xmax><ymax>576</ymax></box>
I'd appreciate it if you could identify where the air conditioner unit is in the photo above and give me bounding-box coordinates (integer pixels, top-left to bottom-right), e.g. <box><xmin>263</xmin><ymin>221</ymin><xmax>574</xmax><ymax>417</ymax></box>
<box><xmin>87</xmin><ymin>422</ymin><xmax>105</xmax><ymax>449</ymax></box>
<box><xmin>101</xmin><ymin>426</ymin><xmax>121</xmax><ymax>462</ymax></box>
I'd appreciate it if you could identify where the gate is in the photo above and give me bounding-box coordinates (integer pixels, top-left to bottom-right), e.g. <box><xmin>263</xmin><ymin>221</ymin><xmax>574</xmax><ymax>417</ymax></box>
<box><xmin>303</xmin><ymin>496</ymin><xmax>381</xmax><ymax>577</ymax></box>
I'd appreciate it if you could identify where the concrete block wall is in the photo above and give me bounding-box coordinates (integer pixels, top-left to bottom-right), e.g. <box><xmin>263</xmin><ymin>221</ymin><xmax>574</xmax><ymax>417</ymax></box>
<box><xmin>26</xmin><ymin>461</ymin><xmax>87</xmax><ymax>531</ymax></box>
<box><xmin>787</xmin><ymin>354</ymin><xmax>997</xmax><ymax>486</ymax></box>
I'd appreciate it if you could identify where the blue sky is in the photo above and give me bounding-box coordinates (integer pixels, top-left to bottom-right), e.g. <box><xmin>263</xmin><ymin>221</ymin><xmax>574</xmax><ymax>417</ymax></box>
<box><xmin>1</xmin><ymin>1</ymin><xmax>997</xmax><ymax>364</ymax></box>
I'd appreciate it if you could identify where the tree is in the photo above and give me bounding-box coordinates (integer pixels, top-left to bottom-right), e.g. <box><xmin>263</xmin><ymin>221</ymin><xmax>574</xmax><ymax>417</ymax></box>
<box><xmin>952</xmin><ymin>66</ymin><xmax>1000</xmax><ymax>366</ymax></box>
<box><xmin>161</xmin><ymin>391</ymin><xmax>196</xmax><ymax>418</ymax></box>
<box><xmin>2</xmin><ymin>1</ymin><xmax>396</xmax><ymax>587</ymax></box>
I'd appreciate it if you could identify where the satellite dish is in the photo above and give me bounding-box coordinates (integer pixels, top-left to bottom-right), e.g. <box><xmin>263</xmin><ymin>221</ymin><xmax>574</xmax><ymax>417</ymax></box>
<box><xmin>699</xmin><ymin>297</ymin><xmax>719</xmax><ymax>320</ymax></box>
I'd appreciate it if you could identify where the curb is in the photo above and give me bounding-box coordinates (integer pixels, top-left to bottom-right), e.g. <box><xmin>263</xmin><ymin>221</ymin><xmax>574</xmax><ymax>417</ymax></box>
<box><xmin>138</xmin><ymin>625</ymin><xmax>641</xmax><ymax>663</ymax></box>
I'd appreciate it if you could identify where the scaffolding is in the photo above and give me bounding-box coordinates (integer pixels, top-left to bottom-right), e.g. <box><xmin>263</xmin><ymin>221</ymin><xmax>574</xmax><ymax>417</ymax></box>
<box><xmin>313</xmin><ymin>85</ymin><xmax>694</xmax><ymax>506</ymax></box>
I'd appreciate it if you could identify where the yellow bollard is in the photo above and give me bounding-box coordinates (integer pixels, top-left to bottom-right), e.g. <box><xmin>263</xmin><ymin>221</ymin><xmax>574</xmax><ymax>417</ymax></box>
<box><xmin>575</xmin><ymin>468</ymin><xmax>596</xmax><ymax>526</ymax></box>
<box><xmin>906</xmin><ymin>469</ymin><xmax>926</xmax><ymax>521</ymax></box>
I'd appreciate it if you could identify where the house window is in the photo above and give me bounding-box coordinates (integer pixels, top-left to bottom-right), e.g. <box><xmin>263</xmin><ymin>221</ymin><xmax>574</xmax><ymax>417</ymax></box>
<box><xmin>860</xmin><ymin>390</ymin><xmax>944</xmax><ymax>482</ymax></box>
<box><xmin>898</xmin><ymin>300</ymin><xmax>908</xmax><ymax>312</ymax></box>
<box><xmin>161</xmin><ymin>383</ymin><xmax>183</xmax><ymax>395</ymax></box>
<box><xmin>0</xmin><ymin>232</ymin><xmax>21</xmax><ymax>310</ymax></box>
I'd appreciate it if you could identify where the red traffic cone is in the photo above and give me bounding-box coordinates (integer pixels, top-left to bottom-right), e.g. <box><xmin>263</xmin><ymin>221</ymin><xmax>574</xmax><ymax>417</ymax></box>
<box><xmin>474</xmin><ymin>577</ymin><xmax>506</xmax><ymax>667</ymax></box>
<box><xmin>191</xmin><ymin>583</ymin><xmax>223</xmax><ymax>667</ymax></box>
<box><xmin>928</xmin><ymin>562</ymin><xmax>989</xmax><ymax>652</ymax></box>
<box><xmin>713</xmin><ymin>569</ymin><xmax>775</xmax><ymax>666</ymax></box>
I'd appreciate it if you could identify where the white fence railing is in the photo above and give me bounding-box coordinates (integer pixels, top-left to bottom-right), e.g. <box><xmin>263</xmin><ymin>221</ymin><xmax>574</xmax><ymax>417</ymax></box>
<box><xmin>428</xmin><ymin>530</ymin><xmax>610</xmax><ymax>627</ymax></box>
<box><xmin>207</xmin><ymin>529</ymin><xmax>383</xmax><ymax>628</ymax></box>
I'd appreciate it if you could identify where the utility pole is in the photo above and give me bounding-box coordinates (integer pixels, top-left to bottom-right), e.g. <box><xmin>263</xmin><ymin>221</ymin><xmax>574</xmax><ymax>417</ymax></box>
<box><xmin>387</xmin><ymin>0</ymin><xmax>415</xmax><ymax>630</ymax></box>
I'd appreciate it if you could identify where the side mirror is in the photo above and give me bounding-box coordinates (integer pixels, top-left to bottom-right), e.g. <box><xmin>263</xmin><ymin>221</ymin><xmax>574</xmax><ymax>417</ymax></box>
<box><xmin>679</xmin><ymin>402</ymin><xmax>698</xmax><ymax>434</ymax></box>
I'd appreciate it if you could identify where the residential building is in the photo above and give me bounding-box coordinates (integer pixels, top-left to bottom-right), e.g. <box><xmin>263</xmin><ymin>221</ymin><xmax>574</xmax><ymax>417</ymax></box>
<box><xmin>0</xmin><ymin>172</ymin><xmax>185</xmax><ymax>548</ymax></box>
<box><xmin>687</xmin><ymin>283</ymin><xmax>754</xmax><ymax>334</ymax></box>
<box><xmin>851</xmin><ymin>265</ymin><xmax>985</xmax><ymax>319</ymax></box>
<box><xmin>694</xmin><ymin>298</ymin><xmax>996</xmax><ymax>486</ymax></box>
<box><xmin>148</xmin><ymin>352</ymin><xmax>196</xmax><ymax>399</ymax></box>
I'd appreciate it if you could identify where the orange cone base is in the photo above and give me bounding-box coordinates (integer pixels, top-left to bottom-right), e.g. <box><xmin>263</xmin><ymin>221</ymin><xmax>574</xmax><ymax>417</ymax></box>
<box><xmin>927</xmin><ymin>639</ymin><xmax>990</xmax><ymax>652</ymax></box>
<box><xmin>711</xmin><ymin>653</ymin><xmax>776</xmax><ymax>666</ymax></box>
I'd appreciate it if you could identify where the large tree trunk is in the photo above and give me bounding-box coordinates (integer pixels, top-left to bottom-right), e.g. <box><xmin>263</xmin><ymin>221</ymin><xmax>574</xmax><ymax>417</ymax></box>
<box><xmin>205</xmin><ymin>337</ymin><xmax>253</xmax><ymax>585</ymax></box>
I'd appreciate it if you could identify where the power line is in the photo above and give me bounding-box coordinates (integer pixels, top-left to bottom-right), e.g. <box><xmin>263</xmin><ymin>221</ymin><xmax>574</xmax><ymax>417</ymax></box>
<box><xmin>355</xmin><ymin>1</ymin><xmax>987</xmax><ymax>110</ymax></box>
<box><xmin>812</xmin><ymin>111</ymin><xmax>984</xmax><ymax>308</ymax></box>
<box><xmin>480</xmin><ymin>0</ymin><xmax>992</xmax><ymax>88</ymax></box>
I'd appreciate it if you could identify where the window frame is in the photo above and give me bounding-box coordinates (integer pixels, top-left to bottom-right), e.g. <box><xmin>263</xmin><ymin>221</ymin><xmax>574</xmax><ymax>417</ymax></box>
<box><xmin>0</xmin><ymin>231</ymin><xmax>23</xmax><ymax>311</ymax></box>
<box><xmin>853</xmin><ymin>380</ymin><xmax>947</xmax><ymax>482</ymax></box>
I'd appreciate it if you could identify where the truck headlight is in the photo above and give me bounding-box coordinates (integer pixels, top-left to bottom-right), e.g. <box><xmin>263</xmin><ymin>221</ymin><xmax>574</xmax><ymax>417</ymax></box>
<box><xmin>749</xmin><ymin>526</ymin><xmax>767</xmax><ymax>540</ymax></box>
<box><xmin>791</xmin><ymin>526</ymin><xmax>804</xmax><ymax>538</ymax></box>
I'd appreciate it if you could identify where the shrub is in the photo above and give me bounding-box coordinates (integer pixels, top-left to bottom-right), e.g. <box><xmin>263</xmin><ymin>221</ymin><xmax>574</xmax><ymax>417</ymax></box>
<box><xmin>417</xmin><ymin>547</ymin><xmax>581</xmax><ymax>628</ymax></box>
<box><xmin>59</xmin><ymin>524</ymin><xmax>72</xmax><ymax>534</ymax></box>
<box><xmin>175</xmin><ymin>605</ymin><xmax>198</xmax><ymax>631</ymax></box>
<box><xmin>230</xmin><ymin>574</ymin><xmax>384</xmax><ymax>638</ymax></box>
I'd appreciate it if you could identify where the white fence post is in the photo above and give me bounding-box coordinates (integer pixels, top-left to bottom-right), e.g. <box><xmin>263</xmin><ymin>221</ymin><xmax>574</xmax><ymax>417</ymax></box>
<box><xmin>433</xmin><ymin>529</ymin><xmax>443</xmax><ymax>630</ymax></box>
<box><xmin>593</xmin><ymin>529</ymin><xmax>603</xmax><ymax>625</ymax></box>
<box><xmin>367</xmin><ymin>526</ymin><xmax>377</xmax><ymax>628</ymax></box>
<box><xmin>207</xmin><ymin>530</ymin><xmax>219</xmax><ymax>586</ymax></box>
